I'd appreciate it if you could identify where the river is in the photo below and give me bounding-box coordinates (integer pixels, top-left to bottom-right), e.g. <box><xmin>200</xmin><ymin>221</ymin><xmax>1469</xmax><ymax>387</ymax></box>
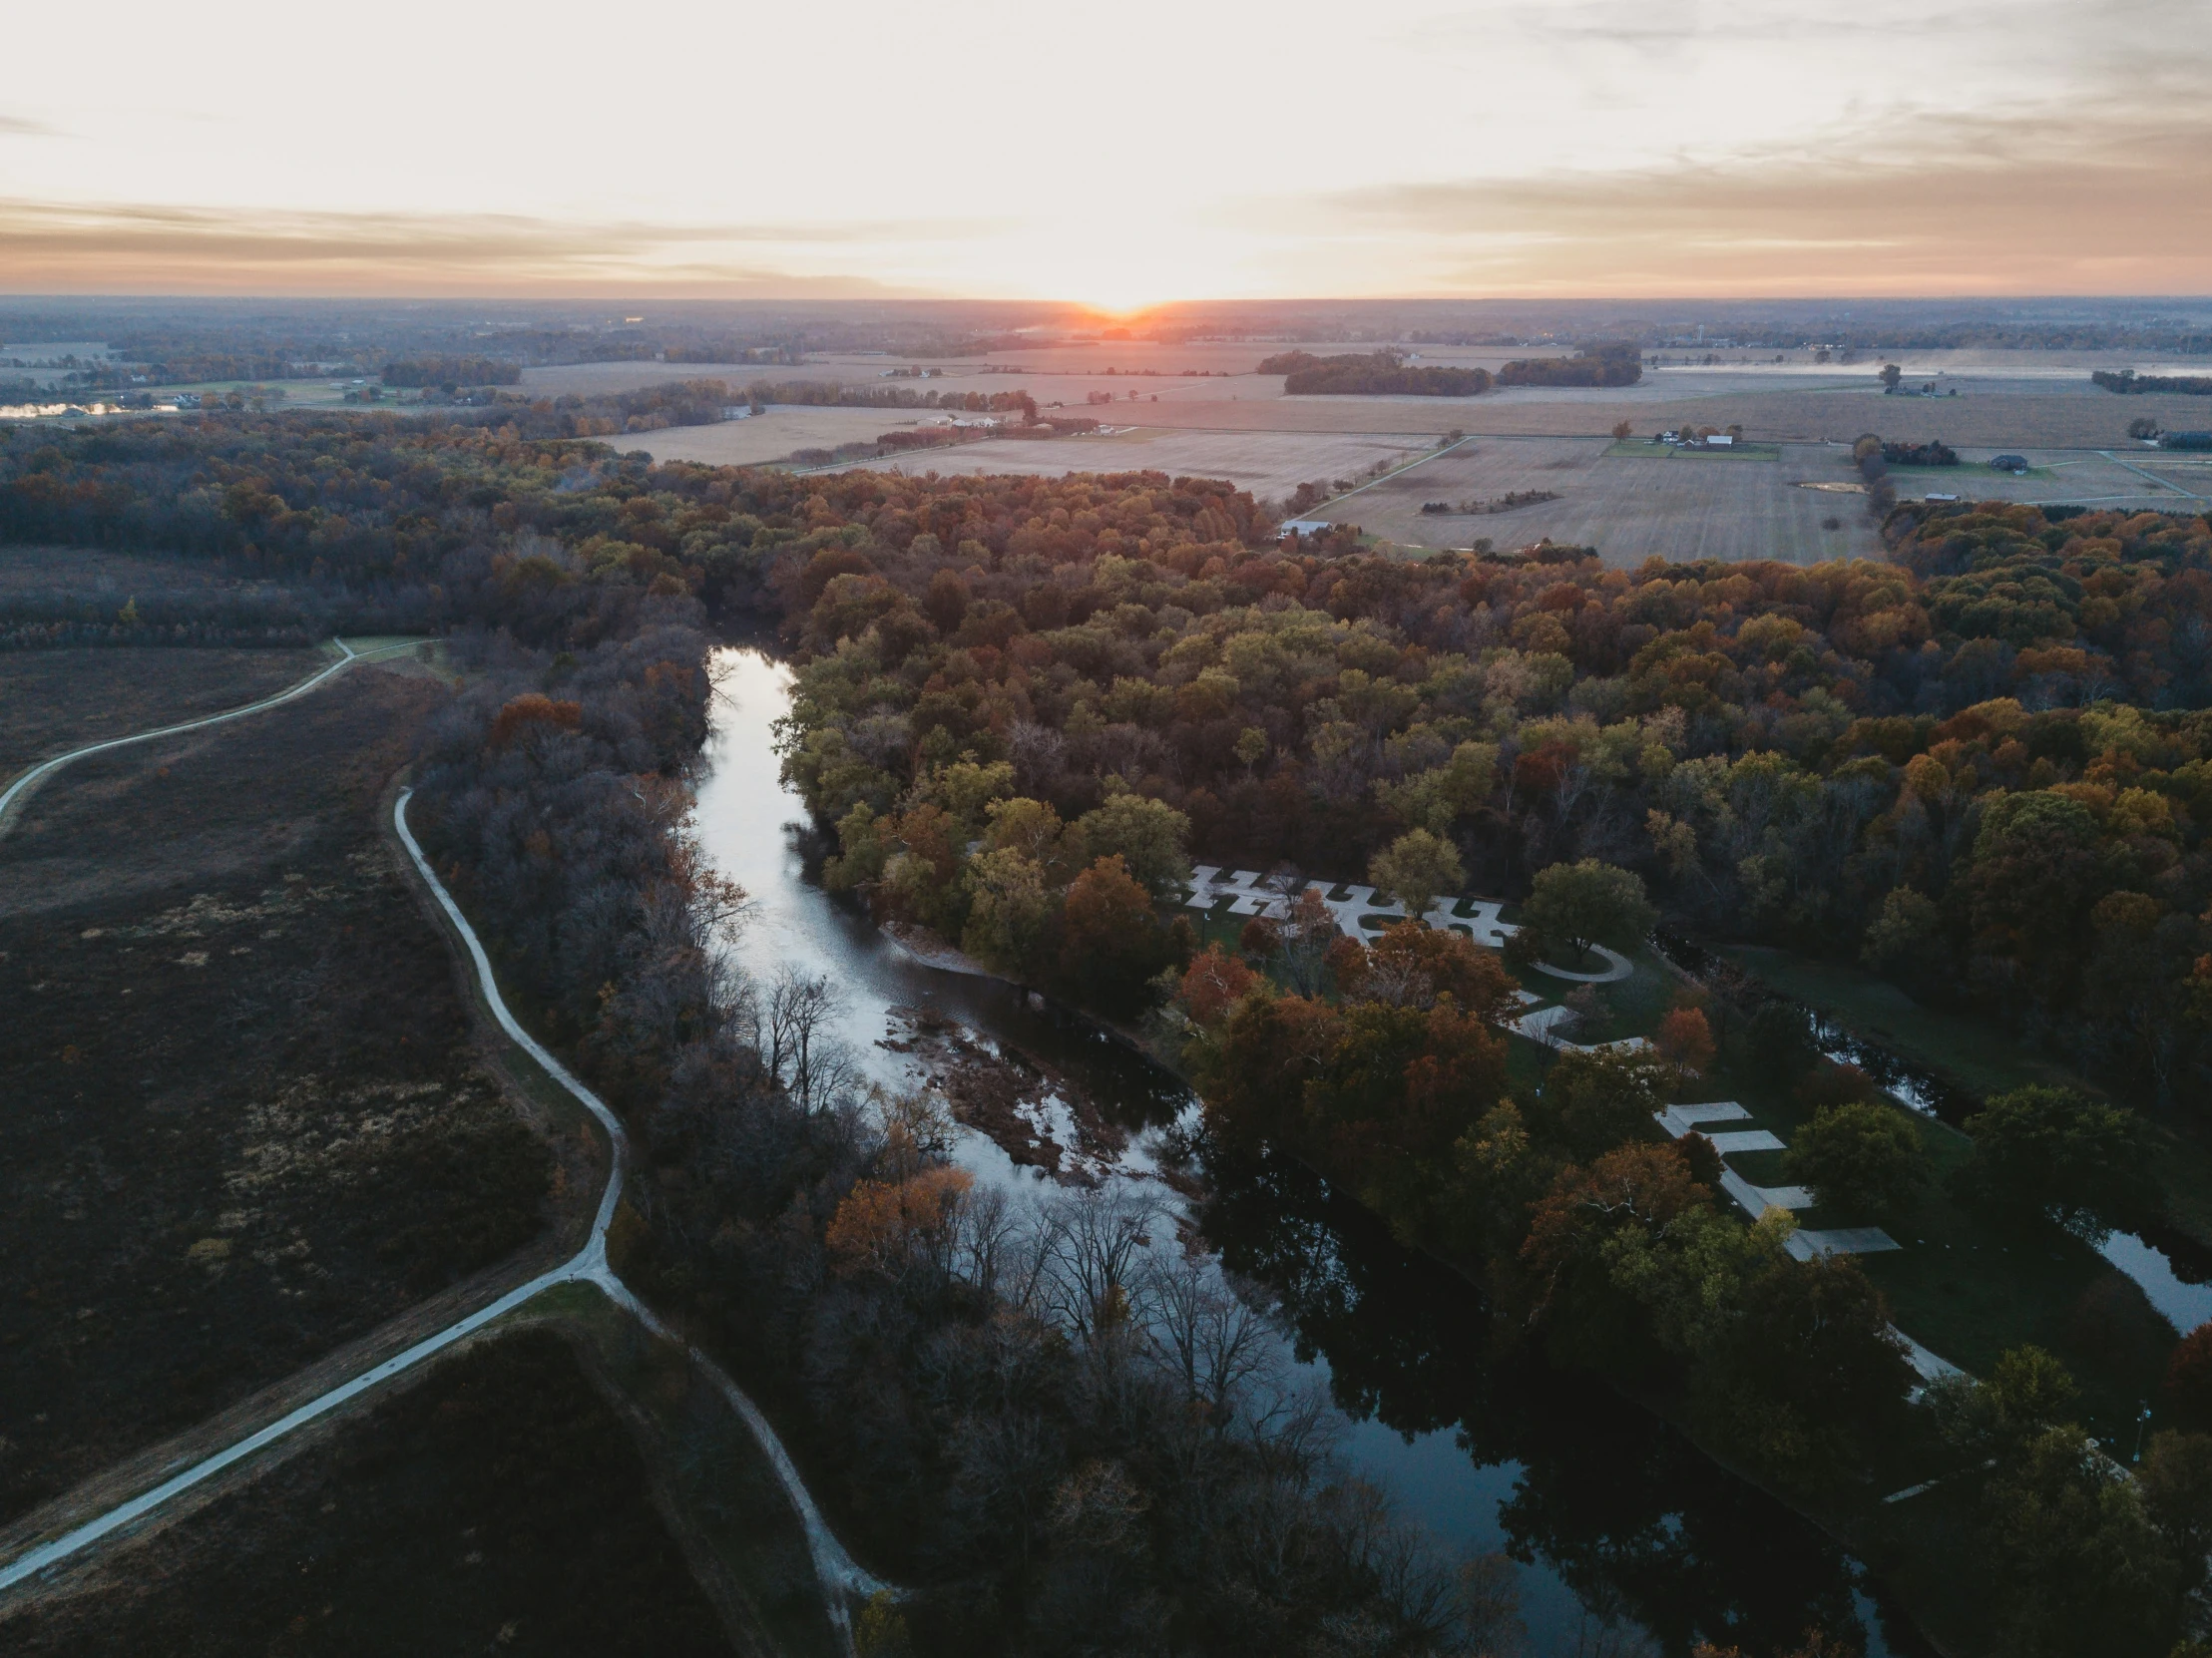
<box><xmin>691</xmin><ymin>647</ymin><xmax>1921</xmax><ymax>1658</ymax></box>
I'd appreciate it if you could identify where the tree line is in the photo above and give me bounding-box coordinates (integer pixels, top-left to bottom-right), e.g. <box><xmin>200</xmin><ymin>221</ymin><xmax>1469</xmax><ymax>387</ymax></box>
<box><xmin>2097</xmin><ymin>370</ymin><xmax>2212</xmax><ymax>397</ymax></box>
<box><xmin>1497</xmin><ymin>343</ymin><xmax>1642</xmax><ymax>388</ymax></box>
<box><xmin>1257</xmin><ymin>351</ymin><xmax>1493</xmax><ymax>396</ymax></box>
<box><xmin>380</xmin><ymin>355</ymin><xmax>525</xmax><ymax>387</ymax></box>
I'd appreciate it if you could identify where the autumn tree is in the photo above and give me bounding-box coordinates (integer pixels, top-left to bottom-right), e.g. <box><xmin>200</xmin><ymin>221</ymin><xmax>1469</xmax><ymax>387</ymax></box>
<box><xmin>1653</xmin><ymin>1006</ymin><xmax>1715</xmax><ymax>1074</ymax></box>
<box><xmin>1061</xmin><ymin>853</ymin><xmax>1179</xmax><ymax>1011</ymax></box>
<box><xmin>1368</xmin><ymin>828</ymin><xmax>1466</xmax><ymax>922</ymax></box>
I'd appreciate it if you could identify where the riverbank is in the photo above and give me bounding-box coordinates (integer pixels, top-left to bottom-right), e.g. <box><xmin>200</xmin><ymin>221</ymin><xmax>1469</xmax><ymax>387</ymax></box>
<box><xmin>691</xmin><ymin>644</ymin><xmax>1924</xmax><ymax>1656</ymax></box>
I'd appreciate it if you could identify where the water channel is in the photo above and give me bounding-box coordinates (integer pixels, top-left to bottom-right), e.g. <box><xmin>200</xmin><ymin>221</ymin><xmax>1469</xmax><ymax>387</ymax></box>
<box><xmin>691</xmin><ymin>648</ymin><xmax>1922</xmax><ymax>1657</ymax></box>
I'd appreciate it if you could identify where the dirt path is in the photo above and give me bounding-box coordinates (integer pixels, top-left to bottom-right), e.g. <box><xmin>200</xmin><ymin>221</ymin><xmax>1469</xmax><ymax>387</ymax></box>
<box><xmin>0</xmin><ymin>789</ymin><xmax>885</xmax><ymax>1650</ymax></box>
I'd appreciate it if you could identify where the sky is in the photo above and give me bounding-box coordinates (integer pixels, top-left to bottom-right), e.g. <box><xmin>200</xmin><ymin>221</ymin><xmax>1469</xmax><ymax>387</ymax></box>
<box><xmin>3</xmin><ymin>0</ymin><xmax>2208</xmax><ymax>304</ymax></box>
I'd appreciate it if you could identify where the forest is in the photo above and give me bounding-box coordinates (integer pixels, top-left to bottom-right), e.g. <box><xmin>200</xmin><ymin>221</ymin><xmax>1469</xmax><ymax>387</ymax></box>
<box><xmin>1257</xmin><ymin>350</ymin><xmax>1493</xmax><ymax>396</ymax></box>
<box><xmin>11</xmin><ymin>408</ymin><xmax>2212</xmax><ymax>1648</ymax></box>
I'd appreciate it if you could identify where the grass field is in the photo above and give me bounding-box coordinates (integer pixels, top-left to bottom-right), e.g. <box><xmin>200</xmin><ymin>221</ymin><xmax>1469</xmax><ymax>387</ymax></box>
<box><xmin>517</xmin><ymin>344</ymin><xmax>2212</xmax><ymax>450</ymax></box>
<box><xmin>1601</xmin><ymin>438</ymin><xmax>1783</xmax><ymax>460</ymax></box>
<box><xmin>1725</xmin><ymin>943</ymin><xmax>2212</xmax><ymax>1250</ymax></box>
<box><xmin>0</xmin><ymin>1331</ymin><xmax>744</xmax><ymax>1656</ymax></box>
<box><xmin>0</xmin><ymin>660</ymin><xmax>555</xmax><ymax>1524</ymax></box>
<box><xmin>609</xmin><ymin>404</ymin><xmax>941</xmax><ymax>468</ymax></box>
<box><xmin>0</xmin><ymin>644</ymin><xmax>323</xmax><ymax>782</ymax></box>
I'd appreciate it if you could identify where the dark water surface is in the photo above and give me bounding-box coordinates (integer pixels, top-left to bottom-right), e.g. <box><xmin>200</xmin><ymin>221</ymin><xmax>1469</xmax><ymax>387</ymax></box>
<box><xmin>693</xmin><ymin>649</ymin><xmax>1922</xmax><ymax>1657</ymax></box>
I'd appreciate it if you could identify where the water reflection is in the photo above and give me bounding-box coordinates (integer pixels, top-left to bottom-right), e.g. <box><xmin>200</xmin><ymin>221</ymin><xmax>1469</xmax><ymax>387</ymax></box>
<box><xmin>693</xmin><ymin>648</ymin><xmax>1922</xmax><ymax>1656</ymax></box>
<box><xmin>1650</xmin><ymin>934</ymin><xmax>1977</xmax><ymax>1126</ymax></box>
<box><xmin>1199</xmin><ymin>1150</ymin><xmax>1923</xmax><ymax>1657</ymax></box>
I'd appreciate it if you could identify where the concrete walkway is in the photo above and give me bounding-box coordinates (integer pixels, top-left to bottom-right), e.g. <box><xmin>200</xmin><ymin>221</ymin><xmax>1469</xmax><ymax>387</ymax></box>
<box><xmin>1184</xmin><ymin>866</ymin><xmax>1634</xmax><ymax>981</ymax></box>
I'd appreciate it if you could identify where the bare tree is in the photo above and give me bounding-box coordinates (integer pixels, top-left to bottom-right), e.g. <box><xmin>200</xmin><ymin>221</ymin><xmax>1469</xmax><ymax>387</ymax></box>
<box><xmin>1277</xmin><ymin>888</ymin><xmax>1338</xmax><ymax>996</ymax></box>
<box><xmin>749</xmin><ymin>964</ymin><xmax>859</xmax><ymax>1111</ymax></box>
<box><xmin>1141</xmin><ymin>1253</ymin><xmax>1279</xmax><ymax>1431</ymax></box>
<box><xmin>1038</xmin><ymin>1184</ymin><xmax>1159</xmax><ymax>1339</ymax></box>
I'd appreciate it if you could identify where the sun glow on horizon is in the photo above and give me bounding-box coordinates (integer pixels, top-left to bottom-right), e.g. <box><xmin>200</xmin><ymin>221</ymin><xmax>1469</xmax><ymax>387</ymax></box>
<box><xmin>1</xmin><ymin>1</ymin><xmax>2208</xmax><ymax>299</ymax></box>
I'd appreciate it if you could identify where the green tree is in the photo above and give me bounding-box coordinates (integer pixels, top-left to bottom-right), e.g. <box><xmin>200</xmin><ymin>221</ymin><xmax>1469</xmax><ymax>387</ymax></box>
<box><xmin>1879</xmin><ymin>362</ymin><xmax>1903</xmax><ymax>392</ymax></box>
<box><xmin>1368</xmin><ymin>828</ymin><xmax>1466</xmax><ymax>922</ymax></box>
<box><xmin>1929</xmin><ymin>1344</ymin><xmax>2082</xmax><ymax>1461</ymax></box>
<box><xmin>961</xmin><ymin>848</ymin><xmax>1056</xmax><ymax>978</ymax></box>
<box><xmin>1709</xmin><ymin>1253</ymin><xmax>1915</xmax><ymax>1488</ymax></box>
<box><xmin>2139</xmin><ymin>1430</ymin><xmax>2212</xmax><ymax>1609</ymax></box>
<box><xmin>1977</xmin><ymin>1426</ymin><xmax>2177</xmax><ymax>1657</ymax></box>
<box><xmin>1781</xmin><ymin>1100</ymin><xmax>1930</xmax><ymax>1218</ymax></box>
<box><xmin>1957</xmin><ymin>1085</ymin><xmax>2159</xmax><ymax>1238</ymax></box>
<box><xmin>1076</xmin><ymin>793</ymin><xmax>1190</xmax><ymax>898</ymax></box>
<box><xmin>1861</xmin><ymin>886</ymin><xmax>1942</xmax><ymax>977</ymax></box>
<box><xmin>1520</xmin><ymin>859</ymin><xmax>1655</xmax><ymax>967</ymax></box>
<box><xmin>1530</xmin><ymin>1046</ymin><xmax>1671</xmax><ymax>1162</ymax></box>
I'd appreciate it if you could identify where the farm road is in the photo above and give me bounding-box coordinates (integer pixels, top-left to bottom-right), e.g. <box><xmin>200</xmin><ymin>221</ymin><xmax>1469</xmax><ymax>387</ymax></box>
<box><xmin>0</xmin><ymin>784</ymin><xmax>883</xmax><ymax>1649</ymax></box>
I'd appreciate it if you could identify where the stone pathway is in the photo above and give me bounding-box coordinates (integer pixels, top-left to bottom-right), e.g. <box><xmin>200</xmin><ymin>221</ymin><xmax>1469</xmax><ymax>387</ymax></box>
<box><xmin>1653</xmin><ymin>1101</ymin><xmax>1901</xmax><ymax>1257</ymax></box>
<box><xmin>1183</xmin><ymin>867</ymin><xmax>1631</xmax><ymax>981</ymax></box>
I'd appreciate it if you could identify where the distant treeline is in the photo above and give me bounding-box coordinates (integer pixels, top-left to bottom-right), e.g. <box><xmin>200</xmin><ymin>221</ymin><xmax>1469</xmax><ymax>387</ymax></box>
<box><xmin>2095</xmin><ymin>370</ymin><xmax>2212</xmax><ymax>397</ymax></box>
<box><xmin>1259</xmin><ymin>350</ymin><xmax>1492</xmax><ymax>396</ymax></box>
<box><xmin>1497</xmin><ymin>342</ymin><xmax>1642</xmax><ymax>388</ymax></box>
<box><xmin>738</xmin><ymin>379</ymin><xmax>1040</xmax><ymax>419</ymax></box>
<box><xmin>382</xmin><ymin>356</ymin><xmax>525</xmax><ymax>388</ymax></box>
<box><xmin>1882</xmin><ymin>440</ymin><xmax>1959</xmax><ymax>467</ymax></box>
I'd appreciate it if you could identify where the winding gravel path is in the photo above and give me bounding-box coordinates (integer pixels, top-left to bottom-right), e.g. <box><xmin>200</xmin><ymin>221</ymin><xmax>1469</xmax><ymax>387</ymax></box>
<box><xmin>0</xmin><ymin>636</ymin><xmax>430</xmax><ymax>840</ymax></box>
<box><xmin>0</xmin><ymin>788</ymin><xmax>883</xmax><ymax>1646</ymax></box>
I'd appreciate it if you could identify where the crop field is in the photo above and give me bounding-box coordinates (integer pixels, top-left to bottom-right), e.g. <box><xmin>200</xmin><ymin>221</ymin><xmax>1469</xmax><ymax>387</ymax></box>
<box><xmin>787</xmin><ymin>425</ymin><xmax>1444</xmax><ymax>503</ymax></box>
<box><xmin>0</xmin><ymin>1332</ymin><xmax>738</xmax><ymax>1657</ymax></box>
<box><xmin>551</xmin><ymin>345</ymin><xmax>2206</xmax><ymax>560</ymax></box>
<box><xmin>0</xmin><ymin>644</ymin><xmax>321</xmax><ymax>783</ymax></box>
<box><xmin>518</xmin><ymin>344</ymin><xmax>2212</xmax><ymax>451</ymax></box>
<box><xmin>1316</xmin><ymin>437</ymin><xmax>1877</xmax><ymax>564</ymax></box>
<box><xmin>609</xmin><ymin>404</ymin><xmax>934</xmax><ymax>467</ymax></box>
<box><xmin>0</xmin><ymin>659</ymin><xmax>557</xmax><ymax>1524</ymax></box>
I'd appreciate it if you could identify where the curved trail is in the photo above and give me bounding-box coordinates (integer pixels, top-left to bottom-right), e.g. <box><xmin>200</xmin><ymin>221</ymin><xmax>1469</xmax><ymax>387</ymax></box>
<box><xmin>0</xmin><ymin>789</ymin><xmax>883</xmax><ymax>1645</ymax></box>
<box><xmin>0</xmin><ymin>636</ymin><xmax>424</xmax><ymax>839</ymax></box>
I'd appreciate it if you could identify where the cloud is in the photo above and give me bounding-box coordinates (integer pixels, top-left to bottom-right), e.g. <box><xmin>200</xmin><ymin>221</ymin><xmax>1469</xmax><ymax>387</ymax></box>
<box><xmin>1277</xmin><ymin>103</ymin><xmax>2212</xmax><ymax>295</ymax></box>
<box><xmin>0</xmin><ymin>115</ymin><xmax>60</xmax><ymax>137</ymax></box>
<box><xmin>0</xmin><ymin>201</ymin><xmax>980</xmax><ymax>296</ymax></box>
